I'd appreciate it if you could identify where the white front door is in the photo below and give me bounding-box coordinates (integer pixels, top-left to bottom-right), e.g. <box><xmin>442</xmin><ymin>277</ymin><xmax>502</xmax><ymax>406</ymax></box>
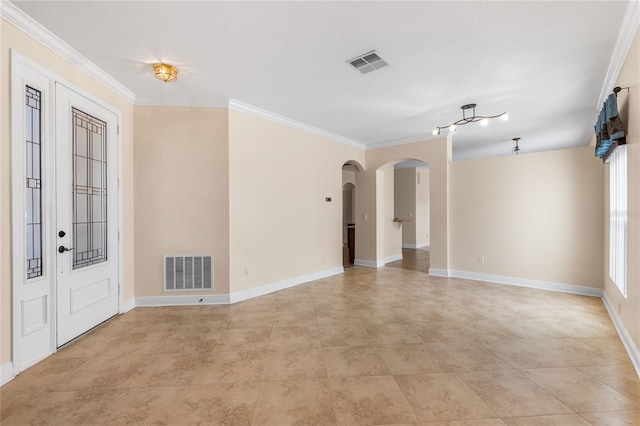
<box><xmin>55</xmin><ymin>83</ymin><xmax>119</xmax><ymax>346</ymax></box>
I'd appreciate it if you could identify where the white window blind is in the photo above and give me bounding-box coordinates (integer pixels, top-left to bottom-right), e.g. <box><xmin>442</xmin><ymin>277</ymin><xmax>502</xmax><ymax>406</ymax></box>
<box><xmin>609</xmin><ymin>145</ymin><xmax>627</xmax><ymax>296</ymax></box>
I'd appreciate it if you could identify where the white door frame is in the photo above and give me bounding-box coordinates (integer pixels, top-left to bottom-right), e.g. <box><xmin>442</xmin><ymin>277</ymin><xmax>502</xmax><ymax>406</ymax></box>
<box><xmin>10</xmin><ymin>50</ymin><xmax>124</xmax><ymax>375</ymax></box>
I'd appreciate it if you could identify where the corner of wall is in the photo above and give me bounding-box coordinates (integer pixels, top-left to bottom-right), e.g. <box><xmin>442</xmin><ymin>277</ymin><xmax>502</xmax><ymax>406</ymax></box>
<box><xmin>0</xmin><ymin>362</ymin><xmax>14</xmax><ymax>386</ymax></box>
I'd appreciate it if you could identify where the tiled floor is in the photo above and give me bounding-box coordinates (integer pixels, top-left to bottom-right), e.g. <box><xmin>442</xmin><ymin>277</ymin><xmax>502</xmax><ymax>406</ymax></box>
<box><xmin>2</xmin><ymin>251</ymin><xmax>639</xmax><ymax>425</ymax></box>
<box><xmin>385</xmin><ymin>248</ymin><xmax>430</xmax><ymax>274</ymax></box>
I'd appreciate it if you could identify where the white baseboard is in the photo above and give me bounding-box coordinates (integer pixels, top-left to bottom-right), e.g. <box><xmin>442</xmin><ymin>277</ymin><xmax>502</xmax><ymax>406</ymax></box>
<box><xmin>229</xmin><ymin>267</ymin><xmax>343</xmax><ymax>303</ymax></box>
<box><xmin>602</xmin><ymin>291</ymin><xmax>640</xmax><ymax>379</ymax></box>
<box><xmin>122</xmin><ymin>298</ymin><xmax>135</xmax><ymax>313</ymax></box>
<box><xmin>402</xmin><ymin>243</ymin><xmax>429</xmax><ymax>249</ymax></box>
<box><xmin>135</xmin><ymin>294</ymin><xmax>230</xmax><ymax>307</ymax></box>
<box><xmin>428</xmin><ymin>268</ymin><xmax>450</xmax><ymax>277</ymax></box>
<box><xmin>354</xmin><ymin>255</ymin><xmax>414</xmax><ymax>267</ymax></box>
<box><xmin>354</xmin><ymin>259</ymin><xmax>384</xmax><ymax>268</ymax></box>
<box><xmin>1</xmin><ymin>362</ymin><xmax>14</xmax><ymax>386</ymax></box>
<box><xmin>384</xmin><ymin>254</ymin><xmax>403</xmax><ymax>264</ymax></box>
<box><xmin>449</xmin><ymin>270</ymin><xmax>603</xmax><ymax>297</ymax></box>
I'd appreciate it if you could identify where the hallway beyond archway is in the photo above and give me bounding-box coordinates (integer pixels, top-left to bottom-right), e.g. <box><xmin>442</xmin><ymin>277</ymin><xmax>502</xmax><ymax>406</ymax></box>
<box><xmin>385</xmin><ymin>247</ymin><xmax>430</xmax><ymax>274</ymax></box>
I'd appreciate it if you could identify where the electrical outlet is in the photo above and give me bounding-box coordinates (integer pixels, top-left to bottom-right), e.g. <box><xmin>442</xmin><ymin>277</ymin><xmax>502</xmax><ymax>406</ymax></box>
<box><xmin>244</xmin><ymin>267</ymin><xmax>249</xmax><ymax>276</ymax></box>
<box><xmin>477</xmin><ymin>256</ymin><xmax>485</xmax><ymax>264</ymax></box>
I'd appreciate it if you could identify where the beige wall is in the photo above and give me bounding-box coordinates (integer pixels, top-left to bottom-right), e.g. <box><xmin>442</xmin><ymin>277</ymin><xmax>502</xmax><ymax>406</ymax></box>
<box><xmin>342</xmin><ymin>166</ymin><xmax>356</xmax><ymax>186</ymax></box>
<box><xmin>605</xmin><ymin>29</ymin><xmax>640</xmax><ymax>352</ymax></box>
<box><xmin>394</xmin><ymin>167</ymin><xmax>430</xmax><ymax>248</ymax></box>
<box><xmin>451</xmin><ymin>146</ymin><xmax>604</xmax><ymax>288</ymax></box>
<box><xmin>133</xmin><ymin>106</ymin><xmax>229</xmax><ymax>296</ymax></box>
<box><xmin>1</xmin><ymin>19</ymin><xmax>135</xmax><ymax>365</ymax></box>
<box><xmin>381</xmin><ymin>163</ymin><xmax>402</xmax><ymax>260</ymax></box>
<box><xmin>416</xmin><ymin>168</ymin><xmax>430</xmax><ymax>246</ymax></box>
<box><xmin>395</xmin><ymin>168</ymin><xmax>417</xmax><ymax>244</ymax></box>
<box><xmin>228</xmin><ymin>110</ymin><xmax>364</xmax><ymax>294</ymax></box>
<box><xmin>361</xmin><ymin>138</ymin><xmax>449</xmax><ymax>268</ymax></box>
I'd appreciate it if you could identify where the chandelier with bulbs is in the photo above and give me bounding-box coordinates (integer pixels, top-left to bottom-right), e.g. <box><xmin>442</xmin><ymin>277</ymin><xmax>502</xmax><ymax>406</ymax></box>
<box><xmin>432</xmin><ymin>103</ymin><xmax>508</xmax><ymax>135</ymax></box>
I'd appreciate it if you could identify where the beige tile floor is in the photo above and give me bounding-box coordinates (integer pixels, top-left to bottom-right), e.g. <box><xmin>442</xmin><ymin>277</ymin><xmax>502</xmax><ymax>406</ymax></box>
<box><xmin>2</xmin><ymin>250</ymin><xmax>640</xmax><ymax>425</ymax></box>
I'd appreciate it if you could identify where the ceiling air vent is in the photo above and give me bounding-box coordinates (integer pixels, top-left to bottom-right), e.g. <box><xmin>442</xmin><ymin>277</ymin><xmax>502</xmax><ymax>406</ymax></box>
<box><xmin>347</xmin><ymin>51</ymin><xmax>388</xmax><ymax>74</ymax></box>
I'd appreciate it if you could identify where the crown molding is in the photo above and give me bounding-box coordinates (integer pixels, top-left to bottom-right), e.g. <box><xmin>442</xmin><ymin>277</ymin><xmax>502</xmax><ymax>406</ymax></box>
<box><xmin>595</xmin><ymin>0</ymin><xmax>640</xmax><ymax>109</ymax></box>
<box><xmin>0</xmin><ymin>1</ymin><xmax>135</xmax><ymax>104</ymax></box>
<box><xmin>229</xmin><ymin>99</ymin><xmax>365</xmax><ymax>150</ymax></box>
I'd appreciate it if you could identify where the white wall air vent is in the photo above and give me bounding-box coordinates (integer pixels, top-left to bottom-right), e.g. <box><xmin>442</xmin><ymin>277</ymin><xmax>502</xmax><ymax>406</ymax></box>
<box><xmin>164</xmin><ymin>255</ymin><xmax>213</xmax><ymax>291</ymax></box>
<box><xmin>347</xmin><ymin>51</ymin><xmax>388</xmax><ymax>74</ymax></box>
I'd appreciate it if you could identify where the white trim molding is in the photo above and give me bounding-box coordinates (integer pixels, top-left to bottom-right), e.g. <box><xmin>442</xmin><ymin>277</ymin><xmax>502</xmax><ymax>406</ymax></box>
<box><xmin>354</xmin><ymin>259</ymin><xmax>384</xmax><ymax>268</ymax></box>
<box><xmin>596</xmin><ymin>0</ymin><xmax>640</xmax><ymax>109</ymax></box>
<box><xmin>0</xmin><ymin>1</ymin><xmax>135</xmax><ymax>104</ymax></box>
<box><xmin>449</xmin><ymin>270</ymin><xmax>603</xmax><ymax>297</ymax></box>
<box><xmin>229</xmin><ymin>99</ymin><xmax>365</xmax><ymax>150</ymax></box>
<box><xmin>602</xmin><ymin>291</ymin><xmax>640</xmax><ymax>378</ymax></box>
<box><xmin>135</xmin><ymin>294</ymin><xmax>230</xmax><ymax>307</ymax></box>
<box><xmin>130</xmin><ymin>267</ymin><xmax>344</xmax><ymax>307</ymax></box>
<box><xmin>229</xmin><ymin>267</ymin><xmax>344</xmax><ymax>303</ymax></box>
<box><xmin>1</xmin><ymin>363</ymin><xmax>15</xmax><ymax>386</ymax></box>
<box><xmin>428</xmin><ymin>268</ymin><xmax>450</xmax><ymax>277</ymax></box>
<box><xmin>384</xmin><ymin>254</ymin><xmax>403</xmax><ymax>264</ymax></box>
<box><xmin>122</xmin><ymin>298</ymin><xmax>136</xmax><ymax>313</ymax></box>
<box><xmin>402</xmin><ymin>243</ymin><xmax>429</xmax><ymax>249</ymax></box>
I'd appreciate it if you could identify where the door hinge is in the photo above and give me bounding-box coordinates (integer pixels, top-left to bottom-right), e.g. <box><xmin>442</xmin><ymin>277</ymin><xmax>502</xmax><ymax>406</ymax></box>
<box><xmin>117</xmin><ymin>124</ymin><xmax>120</xmax><ymax>135</ymax></box>
<box><xmin>118</xmin><ymin>231</ymin><xmax>120</xmax><ymax>242</ymax></box>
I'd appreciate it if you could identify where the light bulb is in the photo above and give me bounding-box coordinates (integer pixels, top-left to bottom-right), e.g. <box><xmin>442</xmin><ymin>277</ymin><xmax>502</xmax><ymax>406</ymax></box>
<box><xmin>432</xmin><ymin>128</ymin><xmax>440</xmax><ymax>136</ymax></box>
<box><xmin>449</xmin><ymin>124</ymin><xmax>456</xmax><ymax>132</ymax></box>
<box><xmin>480</xmin><ymin>118</ymin><xmax>488</xmax><ymax>126</ymax></box>
<box><xmin>501</xmin><ymin>113</ymin><xmax>509</xmax><ymax>121</ymax></box>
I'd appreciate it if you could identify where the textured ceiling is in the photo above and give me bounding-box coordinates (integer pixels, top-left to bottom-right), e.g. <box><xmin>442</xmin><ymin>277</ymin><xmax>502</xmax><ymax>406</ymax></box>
<box><xmin>10</xmin><ymin>1</ymin><xmax>633</xmax><ymax>160</ymax></box>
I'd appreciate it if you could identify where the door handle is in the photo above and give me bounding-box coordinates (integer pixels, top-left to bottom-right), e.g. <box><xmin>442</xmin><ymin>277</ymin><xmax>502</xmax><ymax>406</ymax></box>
<box><xmin>58</xmin><ymin>245</ymin><xmax>74</xmax><ymax>254</ymax></box>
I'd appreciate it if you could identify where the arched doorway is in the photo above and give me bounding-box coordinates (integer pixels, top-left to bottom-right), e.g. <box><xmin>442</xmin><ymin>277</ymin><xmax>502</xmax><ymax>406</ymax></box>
<box><xmin>373</xmin><ymin>158</ymin><xmax>431</xmax><ymax>273</ymax></box>
<box><xmin>342</xmin><ymin>162</ymin><xmax>359</xmax><ymax>268</ymax></box>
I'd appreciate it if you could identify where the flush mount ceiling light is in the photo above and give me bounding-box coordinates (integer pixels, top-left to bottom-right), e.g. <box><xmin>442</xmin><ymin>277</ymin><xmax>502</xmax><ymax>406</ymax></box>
<box><xmin>432</xmin><ymin>103</ymin><xmax>508</xmax><ymax>135</ymax></box>
<box><xmin>153</xmin><ymin>63</ymin><xmax>178</xmax><ymax>83</ymax></box>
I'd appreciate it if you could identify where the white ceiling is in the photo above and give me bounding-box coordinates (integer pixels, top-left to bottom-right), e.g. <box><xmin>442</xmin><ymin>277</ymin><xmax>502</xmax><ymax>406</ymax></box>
<box><xmin>10</xmin><ymin>1</ymin><xmax>633</xmax><ymax>160</ymax></box>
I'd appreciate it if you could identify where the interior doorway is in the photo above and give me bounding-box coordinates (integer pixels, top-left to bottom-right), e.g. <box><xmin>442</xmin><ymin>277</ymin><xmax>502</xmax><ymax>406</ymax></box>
<box><xmin>342</xmin><ymin>162</ymin><xmax>357</xmax><ymax>268</ymax></box>
<box><xmin>387</xmin><ymin>160</ymin><xmax>431</xmax><ymax>272</ymax></box>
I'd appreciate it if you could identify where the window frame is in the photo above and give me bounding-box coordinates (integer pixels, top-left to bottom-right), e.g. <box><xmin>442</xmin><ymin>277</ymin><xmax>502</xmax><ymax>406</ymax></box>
<box><xmin>608</xmin><ymin>144</ymin><xmax>627</xmax><ymax>297</ymax></box>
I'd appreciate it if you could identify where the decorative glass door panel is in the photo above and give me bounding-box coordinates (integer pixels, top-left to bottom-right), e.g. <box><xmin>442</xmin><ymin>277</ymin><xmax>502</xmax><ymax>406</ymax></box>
<box><xmin>71</xmin><ymin>108</ymin><xmax>108</xmax><ymax>269</ymax></box>
<box><xmin>26</xmin><ymin>86</ymin><xmax>43</xmax><ymax>279</ymax></box>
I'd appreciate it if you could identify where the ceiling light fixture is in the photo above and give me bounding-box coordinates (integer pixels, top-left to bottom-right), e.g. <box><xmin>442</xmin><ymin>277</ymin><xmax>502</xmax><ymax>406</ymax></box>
<box><xmin>512</xmin><ymin>137</ymin><xmax>521</xmax><ymax>154</ymax></box>
<box><xmin>153</xmin><ymin>63</ymin><xmax>178</xmax><ymax>83</ymax></box>
<box><xmin>432</xmin><ymin>103</ymin><xmax>508</xmax><ymax>135</ymax></box>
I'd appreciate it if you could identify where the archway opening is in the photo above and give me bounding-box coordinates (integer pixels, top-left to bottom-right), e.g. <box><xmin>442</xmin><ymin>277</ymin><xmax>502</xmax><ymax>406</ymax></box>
<box><xmin>342</xmin><ymin>162</ymin><xmax>360</xmax><ymax>268</ymax></box>
<box><xmin>377</xmin><ymin>159</ymin><xmax>431</xmax><ymax>273</ymax></box>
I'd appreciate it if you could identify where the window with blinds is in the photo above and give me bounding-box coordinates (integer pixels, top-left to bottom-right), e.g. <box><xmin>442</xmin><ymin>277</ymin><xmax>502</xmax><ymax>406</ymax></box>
<box><xmin>608</xmin><ymin>145</ymin><xmax>627</xmax><ymax>296</ymax></box>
